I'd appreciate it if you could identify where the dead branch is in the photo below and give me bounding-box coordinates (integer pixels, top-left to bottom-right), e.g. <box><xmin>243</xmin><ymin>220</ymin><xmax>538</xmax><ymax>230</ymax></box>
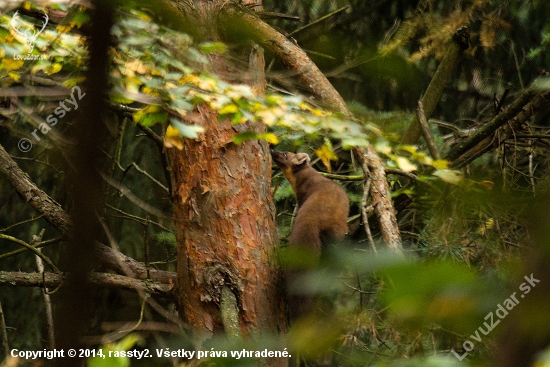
<box><xmin>446</xmin><ymin>88</ymin><xmax>550</xmax><ymax>165</ymax></box>
<box><xmin>0</xmin><ymin>271</ymin><xmax>173</xmax><ymax>298</ymax></box>
<box><xmin>0</xmin><ymin>144</ymin><xmax>72</xmax><ymax>235</ymax></box>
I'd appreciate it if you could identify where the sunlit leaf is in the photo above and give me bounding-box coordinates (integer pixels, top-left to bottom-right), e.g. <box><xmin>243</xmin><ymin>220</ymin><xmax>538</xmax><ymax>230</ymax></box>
<box><xmin>431</xmin><ymin>159</ymin><xmax>449</xmax><ymax>169</ymax></box>
<box><xmin>396</xmin><ymin>156</ymin><xmax>417</xmax><ymax>172</ymax></box>
<box><xmin>44</xmin><ymin>62</ymin><xmax>62</xmax><ymax>75</ymax></box>
<box><xmin>133</xmin><ymin>105</ymin><xmax>160</xmax><ymax>124</ymax></box>
<box><xmin>199</xmin><ymin>41</ymin><xmax>227</xmax><ymax>54</ymax></box>
<box><xmin>315</xmin><ymin>140</ymin><xmax>338</xmax><ymax>172</ymax></box>
<box><xmin>433</xmin><ymin>169</ymin><xmax>463</xmax><ymax>185</ymax></box>
<box><xmin>7</xmin><ymin>71</ymin><xmax>20</xmax><ymax>81</ymax></box>
<box><xmin>232</xmin><ymin>131</ymin><xmax>279</xmax><ymax>145</ymax></box>
<box><xmin>63</xmin><ymin>77</ymin><xmax>86</xmax><ymax>87</ymax></box>
<box><xmin>219</xmin><ymin>103</ymin><xmax>239</xmax><ymax>115</ymax></box>
<box><xmin>164</xmin><ymin>124</ymin><xmax>184</xmax><ymax>150</ymax></box>
<box><xmin>2</xmin><ymin>58</ymin><xmax>24</xmax><ymax>71</ymax></box>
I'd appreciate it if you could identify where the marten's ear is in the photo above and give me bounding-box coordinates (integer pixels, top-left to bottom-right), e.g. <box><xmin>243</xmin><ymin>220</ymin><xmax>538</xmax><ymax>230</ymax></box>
<box><xmin>293</xmin><ymin>153</ymin><xmax>310</xmax><ymax>166</ymax></box>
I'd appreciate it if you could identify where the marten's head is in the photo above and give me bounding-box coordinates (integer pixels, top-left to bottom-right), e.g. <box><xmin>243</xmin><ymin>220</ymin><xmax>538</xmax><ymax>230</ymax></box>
<box><xmin>271</xmin><ymin>150</ymin><xmax>310</xmax><ymax>171</ymax></box>
<box><xmin>271</xmin><ymin>150</ymin><xmax>311</xmax><ymax>191</ymax></box>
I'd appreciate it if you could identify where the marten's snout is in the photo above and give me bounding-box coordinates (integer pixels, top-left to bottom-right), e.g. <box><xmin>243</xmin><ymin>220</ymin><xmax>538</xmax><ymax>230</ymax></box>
<box><xmin>270</xmin><ymin>150</ymin><xmax>285</xmax><ymax>168</ymax></box>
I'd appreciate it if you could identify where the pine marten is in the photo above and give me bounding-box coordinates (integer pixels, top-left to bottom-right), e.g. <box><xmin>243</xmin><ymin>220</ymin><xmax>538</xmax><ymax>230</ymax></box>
<box><xmin>271</xmin><ymin>150</ymin><xmax>349</xmax><ymax>321</ymax></box>
<box><xmin>271</xmin><ymin>150</ymin><xmax>348</xmax><ymax>367</ymax></box>
<box><xmin>271</xmin><ymin>150</ymin><xmax>349</xmax><ymax>253</ymax></box>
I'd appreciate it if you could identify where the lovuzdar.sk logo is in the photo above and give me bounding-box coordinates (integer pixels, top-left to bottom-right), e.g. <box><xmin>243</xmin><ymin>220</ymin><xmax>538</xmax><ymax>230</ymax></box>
<box><xmin>11</xmin><ymin>10</ymin><xmax>49</xmax><ymax>54</ymax></box>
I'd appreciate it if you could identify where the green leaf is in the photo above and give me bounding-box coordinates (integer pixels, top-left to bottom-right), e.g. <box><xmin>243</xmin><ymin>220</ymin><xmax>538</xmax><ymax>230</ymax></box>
<box><xmin>380</xmin><ymin>260</ymin><xmax>480</xmax><ymax>330</ymax></box>
<box><xmin>199</xmin><ymin>42</ymin><xmax>227</xmax><ymax>54</ymax></box>
<box><xmin>232</xmin><ymin>131</ymin><xmax>259</xmax><ymax>144</ymax></box>
<box><xmin>72</xmin><ymin>11</ymin><xmax>91</xmax><ymax>27</ymax></box>
<box><xmin>140</xmin><ymin>111</ymin><xmax>167</xmax><ymax>127</ymax></box>
<box><xmin>232</xmin><ymin>132</ymin><xmax>280</xmax><ymax>145</ymax></box>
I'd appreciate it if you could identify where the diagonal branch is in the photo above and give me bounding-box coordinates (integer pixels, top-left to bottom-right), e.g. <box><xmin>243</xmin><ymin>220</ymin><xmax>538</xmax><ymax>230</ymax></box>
<box><xmin>402</xmin><ymin>27</ymin><xmax>469</xmax><ymax>145</ymax></box>
<box><xmin>220</xmin><ymin>4</ymin><xmax>351</xmax><ymax>115</ymax></box>
<box><xmin>220</xmin><ymin>4</ymin><xmax>402</xmax><ymax>252</ymax></box>
<box><xmin>445</xmin><ymin>87</ymin><xmax>550</xmax><ymax>164</ymax></box>
<box><xmin>0</xmin><ymin>143</ymin><xmax>72</xmax><ymax>235</ymax></box>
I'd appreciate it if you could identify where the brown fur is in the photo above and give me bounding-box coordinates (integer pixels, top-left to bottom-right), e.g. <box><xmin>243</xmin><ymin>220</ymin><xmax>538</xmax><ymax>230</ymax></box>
<box><xmin>271</xmin><ymin>150</ymin><xmax>349</xmax><ymax>252</ymax></box>
<box><xmin>272</xmin><ymin>150</ymin><xmax>349</xmax><ymax>322</ymax></box>
<box><xmin>272</xmin><ymin>151</ymin><xmax>349</xmax><ymax>367</ymax></box>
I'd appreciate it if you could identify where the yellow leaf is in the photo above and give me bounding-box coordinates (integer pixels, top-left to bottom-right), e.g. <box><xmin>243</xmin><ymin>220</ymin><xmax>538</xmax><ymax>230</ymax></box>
<box><xmin>2</xmin><ymin>58</ymin><xmax>24</xmax><ymax>71</ymax></box>
<box><xmin>163</xmin><ymin>125</ymin><xmax>184</xmax><ymax>150</ymax></box>
<box><xmin>431</xmin><ymin>159</ymin><xmax>449</xmax><ymax>169</ymax></box>
<box><xmin>375</xmin><ymin>140</ymin><xmax>392</xmax><ymax>155</ymax></box>
<box><xmin>256</xmin><ymin>109</ymin><xmax>277</xmax><ymax>126</ymax></box>
<box><xmin>219</xmin><ymin>104</ymin><xmax>238</xmax><ymax>115</ymax></box>
<box><xmin>179</xmin><ymin>75</ymin><xmax>200</xmax><ymax>85</ymax></box>
<box><xmin>263</xmin><ymin>133</ymin><xmax>279</xmax><ymax>145</ymax></box>
<box><xmin>315</xmin><ymin>141</ymin><xmax>338</xmax><ymax>172</ymax></box>
<box><xmin>7</xmin><ymin>72</ymin><xmax>20</xmax><ymax>81</ymax></box>
<box><xmin>142</xmin><ymin>86</ymin><xmax>160</xmax><ymax>96</ymax></box>
<box><xmin>56</xmin><ymin>24</ymin><xmax>73</xmax><ymax>33</ymax></box>
<box><xmin>44</xmin><ymin>63</ymin><xmax>62</xmax><ymax>75</ymax></box>
<box><xmin>123</xmin><ymin>76</ymin><xmax>142</xmax><ymax>94</ymax></box>
<box><xmin>477</xmin><ymin>218</ymin><xmax>494</xmax><ymax>235</ymax></box>
<box><xmin>125</xmin><ymin>59</ymin><xmax>148</xmax><ymax>74</ymax></box>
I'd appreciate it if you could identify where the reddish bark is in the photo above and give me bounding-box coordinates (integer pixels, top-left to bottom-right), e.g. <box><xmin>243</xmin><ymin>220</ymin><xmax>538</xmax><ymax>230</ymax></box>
<box><xmin>168</xmin><ymin>107</ymin><xmax>285</xmax><ymax>338</ymax></box>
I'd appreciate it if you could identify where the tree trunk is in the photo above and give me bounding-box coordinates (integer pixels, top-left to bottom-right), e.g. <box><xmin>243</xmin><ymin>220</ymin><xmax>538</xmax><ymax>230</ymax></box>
<box><xmin>168</xmin><ymin>0</ymin><xmax>287</xmax><ymax>358</ymax></box>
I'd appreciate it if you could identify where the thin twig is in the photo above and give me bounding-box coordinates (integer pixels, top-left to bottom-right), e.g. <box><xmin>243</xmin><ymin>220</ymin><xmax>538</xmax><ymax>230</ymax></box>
<box><xmin>288</xmin><ymin>6</ymin><xmax>349</xmax><ymax>37</ymax></box>
<box><xmin>416</xmin><ymin>100</ymin><xmax>440</xmax><ymax>159</ymax></box>
<box><xmin>0</xmin><ymin>302</ymin><xmax>9</xmax><ymax>356</ymax></box>
<box><xmin>0</xmin><ymin>234</ymin><xmax>59</xmax><ymax>272</ymax></box>
<box><xmin>33</xmin><ymin>229</ymin><xmax>56</xmax><ymax>349</ymax></box>
<box><xmin>260</xmin><ymin>12</ymin><xmax>301</xmax><ymax>21</ymax></box>
<box><xmin>360</xmin><ymin>164</ymin><xmax>377</xmax><ymax>253</ymax></box>
<box><xmin>0</xmin><ymin>236</ymin><xmax>63</xmax><ymax>261</ymax></box>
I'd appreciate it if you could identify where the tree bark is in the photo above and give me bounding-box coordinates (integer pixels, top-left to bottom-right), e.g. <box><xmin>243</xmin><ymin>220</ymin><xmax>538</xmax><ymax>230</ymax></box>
<box><xmin>168</xmin><ymin>105</ymin><xmax>285</xmax><ymax>341</ymax></box>
<box><xmin>169</xmin><ymin>0</ymin><xmax>287</xmax><ymax>356</ymax></box>
<box><xmin>0</xmin><ymin>144</ymin><xmax>72</xmax><ymax>235</ymax></box>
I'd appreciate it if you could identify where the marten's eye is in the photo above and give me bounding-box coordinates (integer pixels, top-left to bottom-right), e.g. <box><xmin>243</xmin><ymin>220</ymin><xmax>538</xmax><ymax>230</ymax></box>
<box><xmin>283</xmin><ymin>153</ymin><xmax>287</xmax><ymax>157</ymax></box>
